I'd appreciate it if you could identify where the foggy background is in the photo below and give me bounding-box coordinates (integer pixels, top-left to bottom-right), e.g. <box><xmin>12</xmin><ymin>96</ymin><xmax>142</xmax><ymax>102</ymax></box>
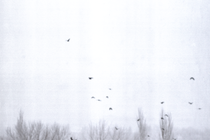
<box><xmin>1</xmin><ymin>0</ymin><xmax>210</xmax><ymax>137</ymax></box>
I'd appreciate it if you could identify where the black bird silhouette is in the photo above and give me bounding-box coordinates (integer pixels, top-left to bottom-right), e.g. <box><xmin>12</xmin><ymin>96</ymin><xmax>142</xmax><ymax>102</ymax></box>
<box><xmin>67</xmin><ymin>38</ymin><xmax>70</xmax><ymax>42</ymax></box>
<box><xmin>137</xmin><ymin>119</ymin><xmax>140</xmax><ymax>121</ymax></box>
<box><xmin>98</xmin><ymin>99</ymin><xmax>101</xmax><ymax>101</ymax></box>
<box><xmin>198</xmin><ymin>108</ymin><xmax>201</xmax><ymax>110</ymax></box>
<box><xmin>70</xmin><ymin>137</ymin><xmax>73</xmax><ymax>140</ymax></box>
<box><xmin>148</xmin><ymin>135</ymin><xmax>150</xmax><ymax>137</ymax></box>
<box><xmin>190</xmin><ymin>77</ymin><xmax>195</xmax><ymax>80</ymax></box>
<box><xmin>109</xmin><ymin>107</ymin><xmax>112</xmax><ymax>110</ymax></box>
<box><xmin>106</xmin><ymin>96</ymin><xmax>109</xmax><ymax>98</ymax></box>
<box><xmin>161</xmin><ymin>117</ymin><xmax>164</xmax><ymax>120</ymax></box>
<box><xmin>161</xmin><ymin>102</ymin><xmax>164</xmax><ymax>104</ymax></box>
<box><xmin>89</xmin><ymin>77</ymin><xmax>93</xmax><ymax>80</ymax></box>
<box><xmin>189</xmin><ymin>102</ymin><xmax>193</xmax><ymax>105</ymax></box>
<box><xmin>165</xmin><ymin>114</ymin><xmax>168</xmax><ymax>117</ymax></box>
<box><xmin>115</xmin><ymin>127</ymin><xmax>118</xmax><ymax>130</ymax></box>
<box><xmin>91</xmin><ymin>96</ymin><xmax>95</xmax><ymax>99</ymax></box>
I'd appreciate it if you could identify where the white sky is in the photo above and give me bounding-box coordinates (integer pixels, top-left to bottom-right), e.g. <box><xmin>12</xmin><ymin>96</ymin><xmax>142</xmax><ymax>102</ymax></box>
<box><xmin>1</xmin><ymin>0</ymin><xmax>210</xmax><ymax>134</ymax></box>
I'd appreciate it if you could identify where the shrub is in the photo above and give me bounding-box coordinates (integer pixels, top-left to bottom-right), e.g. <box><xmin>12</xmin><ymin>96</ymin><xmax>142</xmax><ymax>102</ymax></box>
<box><xmin>136</xmin><ymin>108</ymin><xmax>148</xmax><ymax>140</ymax></box>
<box><xmin>5</xmin><ymin>111</ymin><xmax>72</xmax><ymax>140</ymax></box>
<box><xmin>86</xmin><ymin>120</ymin><xmax>110</xmax><ymax>140</ymax></box>
<box><xmin>109</xmin><ymin>126</ymin><xmax>131</xmax><ymax>140</ymax></box>
<box><xmin>159</xmin><ymin>109</ymin><xmax>174</xmax><ymax>140</ymax></box>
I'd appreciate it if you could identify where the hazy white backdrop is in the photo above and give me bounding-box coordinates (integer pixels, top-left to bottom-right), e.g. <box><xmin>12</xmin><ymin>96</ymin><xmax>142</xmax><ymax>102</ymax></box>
<box><xmin>1</xmin><ymin>0</ymin><xmax>210</xmax><ymax>136</ymax></box>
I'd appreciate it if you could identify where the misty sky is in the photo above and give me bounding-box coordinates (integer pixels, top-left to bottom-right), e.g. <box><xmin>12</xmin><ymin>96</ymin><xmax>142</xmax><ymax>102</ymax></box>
<box><xmin>1</xmin><ymin>0</ymin><xmax>210</xmax><ymax>134</ymax></box>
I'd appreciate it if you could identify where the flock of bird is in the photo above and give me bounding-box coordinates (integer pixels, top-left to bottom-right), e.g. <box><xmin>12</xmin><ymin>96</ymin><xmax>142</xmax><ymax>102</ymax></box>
<box><xmin>160</xmin><ymin>77</ymin><xmax>202</xmax><ymax>110</ymax></box>
<box><xmin>87</xmin><ymin>76</ymin><xmax>200</xmax><ymax>136</ymax></box>
<box><xmin>67</xmin><ymin>38</ymin><xmax>117</xmax><ymax>139</ymax></box>
<box><xmin>67</xmin><ymin>39</ymin><xmax>201</xmax><ymax>140</ymax></box>
<box><xmin>89</xmin><ymin>77</ymin><xmax>113</xmax><ymax>111</ymax></box>
<box><xmin>158</xmin><ymin>76</ymin><xmax>201</xmax><ymax>140</ymax></box>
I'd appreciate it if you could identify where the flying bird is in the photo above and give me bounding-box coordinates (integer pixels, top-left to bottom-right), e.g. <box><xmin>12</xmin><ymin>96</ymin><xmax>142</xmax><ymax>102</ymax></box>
<box><xmin>106</xmin><ymin>96</ymin><xmax>109</xmax><ymax>98</ymax></box>
<box><xmin>161</xmin><ymin>102</ymin><xmax>164</xmax><ymax>104</ymax></box>
<box><xmin>109</xmin><ymin>107</ymin><xmax>112</xmax><ymax>110</ymax></box>
<box><xmin>137</xmin><ymin>119</ymin><xmax>140</xmax><ymax>121</ymax></box>
<box><xmin>189</xmin><ymin>102</ymin><xmax>193</xmax><ymax>105</ymax></box>
<box><xmin>165</xmin><ymin>114</ymin><xmax>168</xmax><ymax>117</ymax></box>
<box><xmin>190</xmin><ymin>77</ymin><xmax>195</xmax><ymax>80</ymax></box>
<box><xmin>198</xmin><ymin>108</ymin><xmax>201</xmax><ymax>110</ymax></box>
<box><xmin>161</xmin><ymin>117</ymin><xmax>164</xmax><ymax>120</ymax></box>
<box><xmin>67</xmin><ymin>38</ymin><xmax>70</xmax><ymax>42</ymax></box>
<box><xmin>91</xmin><ymin>96</ymin><xmax>95</xmax><ymax>99</ymax></box>
<box><xmin>89</xmin><ymin>77</ymin><xmax>93</xmax><ymax>80</ymax></box>
<box><xmin>109</xmin><ymin>88</ymin><xmax>111</xmax><ymax>90</ymax></box>
<box><xmin>148</xmin><ymin>135</ymin><xmax>150</xmax><ymax>137</ymax></box>
<box><xmin>115</xmin><ymin>127</ymin><xmax>118</xmax><ymax>130</ymax></box>
<box><xmin>70</xmin><ymin>137</ymin><xmax>73</xmax><ymax>140</ymax></box>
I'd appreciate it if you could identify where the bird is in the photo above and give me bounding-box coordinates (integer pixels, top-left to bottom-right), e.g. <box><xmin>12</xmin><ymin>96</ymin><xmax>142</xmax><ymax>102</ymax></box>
<box><xmin>89</xmin><ymin>77</ymin><xmax>93</xmax><ymax>80</ymax></box>
<box><xmin>198</xmin><ymin>108</ymin><xmax>201</xmax><ymax>110</ymax></box>
<box><xmin>106</xmin><ymin>96</ymin><xmax>109</xmax><ymax>98</ymax></box>
<box><xmin>91</xmin><ymin>96</ymin><xmax>95</xmax><ymax>99</ymax></box>
<box><xmin>161</xmin><ymin>102</ymin><xmax>164</xmax><ymax>104</ymax></box>
<box><xmin>189</xmin><ymin>102</ymin><xmax>193</xmax><ymax>105</ymax></box>
<box><xmin>190</xmin><ymin>77</ymin><xmax>195</xmax><ymax>80</ymax></box>
<box><xmin>70</xmin><ymin>137</ymin><xmax>73</xmax><ymax>140</ymax></box>
<box><xmin>109</xmin><ymin>88</ymin><xmax>111</xmax><ymax>90</ymax></box>
<box><xmin>161</xmin><ymin>117</ymin><xmax>164</xmax><ymax>120</ymax></box>
<box><xmin>98</xmin><ymin>99</ymin><xmax>101</xmax><ymax>101</ymax></box>
<box><xmin>148</xmin><ymin>135</ymin><xmax>150</xmax><ymax>137</ymax></box>
<box><xmin>165</xmin><ymin>114</ymin><xmax>168</xmax><ymax>117</ymax></box>
<box><xmin>67</xmin><ymin>38</ymin><xmax>70</xmax><ymax>42</ymax></box>
<box><xmin>109</xmin><ymin>107</ymin><xmax>112</xmax><ymax>110</ymax></box>
<box><xmin>137</xmin><ymin>119</ymin><xmax>140</xmax><ymax>121</ymax></box>
<box><xmin>115</xmin><ymin>127</ymin><xmax>118</xmax><ymax>130</ymax></box>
